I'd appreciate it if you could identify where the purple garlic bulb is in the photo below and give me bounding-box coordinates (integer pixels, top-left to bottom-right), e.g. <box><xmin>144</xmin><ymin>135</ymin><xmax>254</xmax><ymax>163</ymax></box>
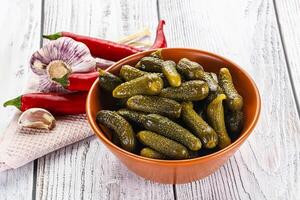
<box><xmin>30</xmin><ymin>37</ymin><xmax>96</xmax><ymax>92</ymax></box>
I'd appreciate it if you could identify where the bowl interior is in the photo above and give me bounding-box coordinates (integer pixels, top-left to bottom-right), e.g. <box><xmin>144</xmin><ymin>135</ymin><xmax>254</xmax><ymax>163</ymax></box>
<box><xmin>87</xmin><ymin>48</ymin><xmax>260</xmax><ymax>160</ymax></box>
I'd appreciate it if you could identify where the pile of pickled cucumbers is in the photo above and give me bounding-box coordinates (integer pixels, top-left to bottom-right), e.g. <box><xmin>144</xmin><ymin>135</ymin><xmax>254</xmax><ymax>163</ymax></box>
<box><xmin>96</xmin><ymin>50</ymin><xmax>244</xmax><ymax>160</ymax></box>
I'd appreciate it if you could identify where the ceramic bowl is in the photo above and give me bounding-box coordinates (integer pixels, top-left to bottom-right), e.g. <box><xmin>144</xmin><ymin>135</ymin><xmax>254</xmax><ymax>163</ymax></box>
<box><xmin>86</xmin><ymin>48</ymin><xmax>261</xmax><ymax>184</ymax></box>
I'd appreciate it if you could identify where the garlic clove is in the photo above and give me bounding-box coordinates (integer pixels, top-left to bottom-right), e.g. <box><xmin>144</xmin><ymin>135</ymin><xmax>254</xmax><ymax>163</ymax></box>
<box><xmin>18</xmin><ymin>108</ymin><xmax>56</xmax><ymax>130</ymax></box>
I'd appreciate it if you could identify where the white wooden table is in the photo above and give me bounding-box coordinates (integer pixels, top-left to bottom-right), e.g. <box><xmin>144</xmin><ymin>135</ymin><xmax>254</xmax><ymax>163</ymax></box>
<box><xmin>1</xmin><ymin>0</ymin><xmax>299</xmax><ymax>199</ymax></box>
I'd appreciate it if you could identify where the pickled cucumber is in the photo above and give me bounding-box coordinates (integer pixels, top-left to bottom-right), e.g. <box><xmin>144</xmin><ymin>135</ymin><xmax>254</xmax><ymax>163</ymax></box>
<box><xmin>137</xmin><ymin>130</ymin><xmax>189</xmax><ymax>159</ymax></box>
<box><xmin>112</xmin><ymin>132</ymin><xmax>121</xmax><ymax>146</ymax></box>
<box><xmin>177</xmin><ymin>58</ymin><xmax>220</xmax><ymax>92</ymax></box>
<box><xmin>219</xmin><ymin>68</ymin><xmax>243</xmax><ymax>111</ymax></box>
<box><xmin>140</xmin><ymin>147</ymin><xmax>166</xmax><ymax>159</ymax></box>
<box><xmin>120</xmin><ymin>65</ymin><xmax>147</xmax><ymax>81</ymax></box>
<box><xmin>156</xmin><ymin>73</ymin><xmax>170</xmax><ymax>87</ymax></box>
<box><xmin>142</xmin><ymin>114</ymin><xmax>202</xmax><ymax>151</ymax></box>
<box><xmin>127</xmin><ymin>95</ymin><xmax>182</xmax><ymax>118</ymax></box>
<box><xmin>117</xmin><ymin>108</ymin><xmax>146</xmax><ymax>126</ymax></box>
<box><xmin>206</xmin><ymin>85</ymin><xmax>224</xmax><ymax>103</ymax></box>
<box><xmin>207</xmin><ymin>94</ymin><xmax>231</xmax><ymax>149</ymax></box>
<box><xmin>209</xmin><ymin>72</ymin><xmax>218</xmax><ymax>83</ymax></box>
<box><xmin>181</xmin><ymin>102</ymin><xmax>218</xmax><ymax>149</ymax></box>
<box><xmin>136</xmin><ymin>57</ymin><xmax>163</xmax><ymax>72</ymax></box>
<box><xmin>150</xmin><ymin>49</ymin><xmax>163</xmax><ymax>59</ymax></box>
<box><xmin>113</xmin><ymin>74</ymin><xmax>164</xmax><ymax>98</ymax></box>
<box><xmin>160</xmin><ymin>80</ymin><xmax>209</xmax><ymax>101</ymax></box>
<box><xmin>176</xmin><ymin>58</ymin><xmax>204</xmax><ymax>80</ymax></box>
<box><xmin>96</xmin><ymin>110</ymin><xmax>136</xmax><ymax>152</ymax></box>
<box><xmin>202</xmin><ymin>72</ymin><xmax>219</xmax><ymax>92</ymax></box>
<box><xmin>225</xmin><ymin>110</ymin><xmax>244</xmax><ymax>135</ymax></box>
<box><xmin>161</xmin><ymin>60</ymin><xmax>182</xmax><ymax>87</ymax></box>
<box><xmin>98</xmin><ymin>69</ymin><xmax>123</xmax><ymax>91</ymax></box>
<box><xmin>119</xmin><ymin>65</ymin><xmax>169</xmax><ymax>86</ymax></box>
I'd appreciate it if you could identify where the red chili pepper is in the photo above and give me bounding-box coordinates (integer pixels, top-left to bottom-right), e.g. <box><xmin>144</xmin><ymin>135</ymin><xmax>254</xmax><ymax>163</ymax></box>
<box><xmin>66</xmin><ymin>72</ymin><xmax>99</xmax><ymax>91</ymax></box>
<box><xmin>3</xmin><ymin>92</ymin><xmax>87</xmax><ymax>115</ymax></box>
<box><xmin>150</xmin><ymin>20</ymin><xmax>167</xmax><ymax>49</ymax></box>
<box><xmin>49</xmin><ymin>32</ymin><xmax>140</xmax><ymax>61</ymax></box>
<box><xmin>63</xmin><ymin>57</ymin><xmax>124</xmax><ymax>90</ymax></box>
<box><xmin>43</xmin><ymin>20</ymin><xmax>167</xmax><ymax>61</ymax></box>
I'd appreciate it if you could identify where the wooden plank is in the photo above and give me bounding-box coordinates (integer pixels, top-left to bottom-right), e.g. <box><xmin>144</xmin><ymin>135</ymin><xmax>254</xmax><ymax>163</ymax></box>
<box><xmin>0</xmin><ymin>0</ymin><xmax>42</xmax><ymax>199</ymax></box>
<box><xmin>37</xmin><ymin>137</ymin><xmax>174</xmax><ymax>200</ymax></box>
<box><xmin>0</xmin><ymin>164</ymin><xmax>35</xmax><ymax>200</ymax></box>
<box><xmin>158</xmin><ymin>0</ymin><xmax>300</xmax><ymax>199</ymax></box>
<box><xmin>0</xmin><ymin>0</ymin><xmax>41</xmax><ymax>132</ymax></box>
<box><xmin>274</xmin><ymin>0</ymin><xmax>300</xmax><ymax>109</ymax></box>
<box><xmin>37</xmin><ymin>0</ymin><xmax>174</xmax><ymax>199</ymax></box>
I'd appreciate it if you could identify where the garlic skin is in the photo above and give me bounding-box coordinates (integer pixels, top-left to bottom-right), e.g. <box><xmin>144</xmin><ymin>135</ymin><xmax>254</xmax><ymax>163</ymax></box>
<box><xmin>18</xmin><ymin>108</ymin><xmax>56</xmax><ymax>130</ymax></box>
<box><xmin>30</xmin><ymin>37</ymin><xmax>96</xmax><ymax>92</ymax></box>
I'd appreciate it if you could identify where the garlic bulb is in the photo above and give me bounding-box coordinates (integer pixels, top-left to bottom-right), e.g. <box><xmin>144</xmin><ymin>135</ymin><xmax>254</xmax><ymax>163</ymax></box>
<box><xmin>18</xmin><ymin>108</ymin><xmax>56</xmax><ymax>130</ymax></box>
<box><xmin>30</xmin><ymin>37</ymin><xmax>96</xmax><ymax>92</ymax></box>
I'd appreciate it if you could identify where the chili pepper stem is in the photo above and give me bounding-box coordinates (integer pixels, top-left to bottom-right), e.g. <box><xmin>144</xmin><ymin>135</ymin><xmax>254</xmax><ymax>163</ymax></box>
<box><xmin>3</xmin><ymin>96</ymin><xmax>21</xmax><ymax>109</ymax></box>
<box><xmin>52</xmin><ymin>74</ymin><xmax>69</xmax><ymax>88</ymax></box>
<box><xmin>47</xmin><ymin>60</ymin><xmax>71</xmax><ymax>87</ymax></box>
<box><xmin>43</xmin><ymin>32</ymin><xmax>63</xmax><ymax>40</ymax></box>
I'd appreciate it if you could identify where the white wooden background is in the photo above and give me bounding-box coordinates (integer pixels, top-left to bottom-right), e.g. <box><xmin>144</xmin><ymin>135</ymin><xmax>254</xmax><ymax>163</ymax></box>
<box><xmin>0</xmin><ymin>0</ymin><xmax>299</xmax><ymax>199</ymax></box>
